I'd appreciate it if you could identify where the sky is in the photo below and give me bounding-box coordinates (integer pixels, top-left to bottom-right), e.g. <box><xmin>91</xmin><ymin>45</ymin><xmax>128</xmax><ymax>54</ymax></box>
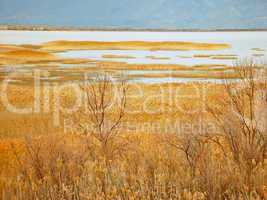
<box><xmin>0</xmin><ymin>0</ymin><xmax>267</xmax><ymax>29</ymax></box>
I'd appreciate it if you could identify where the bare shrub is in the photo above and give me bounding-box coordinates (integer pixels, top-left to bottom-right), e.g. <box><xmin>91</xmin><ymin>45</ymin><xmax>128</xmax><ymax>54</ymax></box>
<box><xmin>208</xmin><ymin>60</ymin><xmax>267</xmax><ymax>198</ymax></box>
<box><xmin>79</xmin><ymin>74</ymin><xmax>128</xmax><ymax>162</ymax></box>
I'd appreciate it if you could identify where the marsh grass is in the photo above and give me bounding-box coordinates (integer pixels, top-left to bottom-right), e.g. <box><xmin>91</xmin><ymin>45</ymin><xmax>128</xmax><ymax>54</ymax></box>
<box><xmin>40</xmin><ymin>40</ymin><xmax>230</xmax><ymax>51</ymax></box>
<box><xmin>0</xmin><ymin>61</ymin><xmax>266</xmax><ymax>199</ymax></box>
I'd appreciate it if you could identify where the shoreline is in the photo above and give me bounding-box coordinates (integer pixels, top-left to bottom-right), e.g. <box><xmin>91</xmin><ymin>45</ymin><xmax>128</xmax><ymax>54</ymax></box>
<box><xmin>1</xmin><ymin>25</ymin><xmax>267</xmax><ymax>32</ymax></box>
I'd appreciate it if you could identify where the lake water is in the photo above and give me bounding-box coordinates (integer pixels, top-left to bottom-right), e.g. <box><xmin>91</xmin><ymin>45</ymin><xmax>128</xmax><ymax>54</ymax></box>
<box><xmin>0</xmin><ymin>30</ymin><xmax>266</xmax><ymax>83</ymax></box>
<box><xmin>0</xmin><ymin>30</ymin><xmax>266</xmax><ymax>65</ymax></box>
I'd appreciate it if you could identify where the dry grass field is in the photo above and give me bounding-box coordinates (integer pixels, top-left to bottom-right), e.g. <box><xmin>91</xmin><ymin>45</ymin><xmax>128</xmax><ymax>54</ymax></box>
<box><xmin>0</xmin><ymin>64</ymin><xmax>266</xmax><ymax>200</ymax></box>
<box><xmin>0</xmin><ymin>40</ymin><xmax>266</xmax><ymax>199</ymax></box>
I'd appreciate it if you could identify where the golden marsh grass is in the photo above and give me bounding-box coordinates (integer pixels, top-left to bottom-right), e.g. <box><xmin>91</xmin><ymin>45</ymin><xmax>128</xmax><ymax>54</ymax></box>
<box><xmin>0</xmin><ymin>38</ymin><xmax>266</xmax><ymax>199</ymax></box>
<box><xmin>40</xmin><ymin>40</ymin><xmax>231</xmax><ymax>51</ymax></box>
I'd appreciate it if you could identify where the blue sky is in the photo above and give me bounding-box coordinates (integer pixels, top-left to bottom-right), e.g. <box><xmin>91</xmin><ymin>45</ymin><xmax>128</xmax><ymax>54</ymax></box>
<box><xmin>0</xmin><ymin>0</ymin><xmax>267</xmax><ymax>29</ymax></box>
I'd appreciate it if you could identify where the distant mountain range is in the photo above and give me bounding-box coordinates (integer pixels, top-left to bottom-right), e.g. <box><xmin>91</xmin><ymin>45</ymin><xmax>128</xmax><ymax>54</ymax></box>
<box><xmin>1</xmin><ymin>0</ymin><xmax>267</xmax><ymax>29</ymax></box>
